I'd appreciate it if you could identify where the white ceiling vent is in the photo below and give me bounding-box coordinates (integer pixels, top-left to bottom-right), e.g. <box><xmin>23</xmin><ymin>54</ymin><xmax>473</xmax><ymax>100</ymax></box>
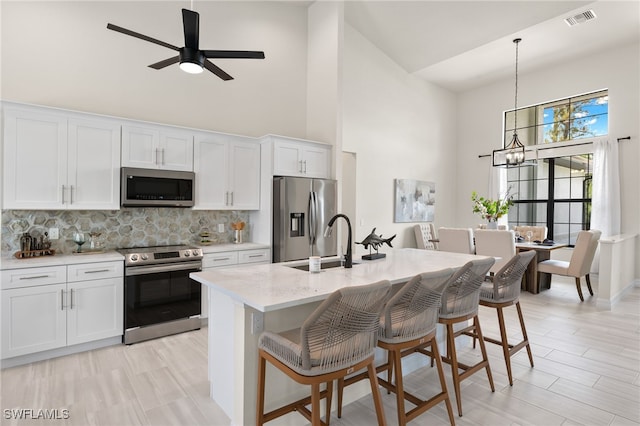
<box><xmin>564</xmin><ymin>10</ymin><xmax>597</xmax><ymax>26</ymax></box>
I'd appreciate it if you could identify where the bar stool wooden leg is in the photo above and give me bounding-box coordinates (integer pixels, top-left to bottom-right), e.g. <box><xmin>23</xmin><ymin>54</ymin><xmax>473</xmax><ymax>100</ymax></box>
<box><xmin>496</xmin><ymin>306</ymin><xmax>513</xmax><ymax>385</ymax></box>
<box><xmin>336</xmin><ymin>378</ymin><xmax>344</xmax><ymax>419</ymax></box>
<box><xmin>257</xmin><ymin>353</ymin><xmax>266</xmax><ymax>426</ymax></box>
<box><xmin>430</xmin><ymin>337</ymin><xmax>455</xmax><ymax>425</ymax></box>
<box><xmin>445</xmin><ymin>322</ymin><xmax>464</xmax><ymax>417</ymax></box>
<box><xmin>387</xmin><ymin>351</ymin><xmax>394</xmax><ymax>395</ymax></box>
<box><xmin>325</xmin><ymin>381</ymin><xmax>333</xmax><ymax>425</ymax></box>
<box><xmin>391</xmin><ymin>347</ymin><xmax>406</xmax><ymax>426</ymax></box>
<box><xmin>367</xmin><ymin>362</ymin><xmax>387</xmax><ymax>426</ymax></box>
<box><xmin>516</xmin><ymin>301</ymin><xmax>534</xmax><ymax>368</ymax></box>
<box><xmin>474</xmin><ymin>316</ymin><xmax>495</xmax><ymax>392</ymax></box>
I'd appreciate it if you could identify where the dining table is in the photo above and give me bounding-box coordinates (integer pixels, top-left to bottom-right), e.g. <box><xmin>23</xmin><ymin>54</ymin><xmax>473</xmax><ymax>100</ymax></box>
<box><xmin>515</xmin><ymin>241</ymin><xmax>568</xmax><ymax>293</ymax></box>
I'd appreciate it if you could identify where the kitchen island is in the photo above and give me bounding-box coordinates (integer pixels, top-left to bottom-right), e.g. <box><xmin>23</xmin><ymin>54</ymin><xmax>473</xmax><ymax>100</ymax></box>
<box><xmin>191</xmin><ymin>248</ymin><xmax>486</xmax><ymax>425</ymax></box>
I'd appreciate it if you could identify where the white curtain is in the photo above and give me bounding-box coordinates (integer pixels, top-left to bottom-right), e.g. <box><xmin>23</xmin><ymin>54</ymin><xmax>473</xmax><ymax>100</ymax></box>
<box><xmin>591</xmin><ymin>139</ymin><xmax>621</xmax><ymax>236</ymax></box>
<box><xmin>590</xmin><ymin>139</ymin><xmax>621</xmax><ymax>272</ymax></box>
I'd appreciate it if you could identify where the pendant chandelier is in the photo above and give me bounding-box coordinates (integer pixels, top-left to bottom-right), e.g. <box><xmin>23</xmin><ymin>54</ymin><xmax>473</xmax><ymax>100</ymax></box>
<box><xmin>493</xmin><ymin>38</ymin><xmax>527</xmax><ymax>167</ymax></box>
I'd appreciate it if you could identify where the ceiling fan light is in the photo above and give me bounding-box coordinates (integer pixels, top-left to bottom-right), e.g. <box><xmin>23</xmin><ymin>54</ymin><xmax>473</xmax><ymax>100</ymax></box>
<box><xmin>179</xmin><ymin>61</ymin><xmax>203</xmax><ymax>74</ymax></box>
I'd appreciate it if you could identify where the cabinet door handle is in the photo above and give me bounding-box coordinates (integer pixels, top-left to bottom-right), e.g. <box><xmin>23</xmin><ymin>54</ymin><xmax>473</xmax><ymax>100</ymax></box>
<box><xmin>161</xmin><ymin>149</ymin><xmax>165</xmax><ymax>165</ymax></box>
<box><xmin>225</xmin><ymin>191</ymin><xmax>229</xmax><ymax>206</ymax></box>
<box><xmin>19</xmin><ymin>275</ymin><xmax>50</xmax><ymax>280</ymax></box>
<box><xmin>61</xmin><ymin>289</ymin><xmax>65</xmax><ymax>310</ymax></box>
<box><xmin>230</xmin><ymin>192</ymin><xmax>234</xmax><ymax>206</ymax></box>
<box><xmin>84</xmin><ymin>269</ymin><xmax>110</xmax><ymax>274</ymax></box>
<box><xmin>299</xmin><ymin>160</ymin><xmax>303</xmax><ymax>173</ymax></box>
<box><xmin>155</xmin><ymin>148</ymin><xmax>159</xmax><ymax>165</ymax></box>
<box><xmin>303</xmin><ymin>160</ymin><xmax>307</xmax><ymax>173</ymax></box>
<box><xmin>70</xmin><ymin>185</ymin><xmax>74</xmax><ymax>204</ymax></box>
<box><xmin>70</xmin><ymin>288</ymin><xmax>74</xmax><ymax>310</ymax></box>
<box><xmin>62</xmin><ymin>185</ymin><xmax>66</xmax><ymax>204</ymax></box>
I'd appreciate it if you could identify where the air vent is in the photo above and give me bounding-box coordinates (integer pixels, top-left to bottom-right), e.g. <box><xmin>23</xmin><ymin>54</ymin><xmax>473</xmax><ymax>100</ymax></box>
<box><xmin>564</xmin><ymin>9</ymin><xmax>597</xmax><ymax>26</ymax></box>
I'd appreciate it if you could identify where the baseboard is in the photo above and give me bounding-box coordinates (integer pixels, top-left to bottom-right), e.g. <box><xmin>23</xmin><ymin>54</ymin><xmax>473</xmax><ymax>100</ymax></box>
<box><xmin>1</xmin><ymin>336</ymin><xmax>122</xmax><ymax>369</ymax></box>
<box><xmin>596</xmin><ymin>278</ymin><xmax>638</xmax><ymax>310</ymax></box>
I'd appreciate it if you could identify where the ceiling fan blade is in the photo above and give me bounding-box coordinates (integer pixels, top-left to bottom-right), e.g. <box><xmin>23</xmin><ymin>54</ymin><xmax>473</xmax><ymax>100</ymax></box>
<box><xmin>182</xmin><ymin>9</ymin><xmax>199</xmax><ymax>50</ymax></box>
<box><xmin>202</xmin><ymin>50</ymin><xmax>265</xmax><ymax>59</ymax></box>
<box><xmin>203</xmin><ymin>60</ymin><xmax>233</xmax><ymax>81</ymax></box>
<box><xmin>149</xmin><ymin>56</ymin><xmax>180</xmax><ymax>70</ymax></box>
<box><xmin>107</xmin><ymin>23</ymin><xmax>180</xmax><ymax>51</ymax></box>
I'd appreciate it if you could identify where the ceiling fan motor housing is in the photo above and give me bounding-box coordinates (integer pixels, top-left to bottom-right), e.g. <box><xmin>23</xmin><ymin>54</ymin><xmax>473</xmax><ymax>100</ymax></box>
<box><xmin>180</xmin><ymin>47</ymin><xmax>205</xmax><ymax>67</ymax></box>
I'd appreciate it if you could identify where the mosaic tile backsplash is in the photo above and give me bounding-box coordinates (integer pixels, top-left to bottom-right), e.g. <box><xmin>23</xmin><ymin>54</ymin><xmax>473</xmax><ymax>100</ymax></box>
<box><xmin>1</xmin><ymin>209</ymin><xmax>251</xmax><ymax>257</ymax></box>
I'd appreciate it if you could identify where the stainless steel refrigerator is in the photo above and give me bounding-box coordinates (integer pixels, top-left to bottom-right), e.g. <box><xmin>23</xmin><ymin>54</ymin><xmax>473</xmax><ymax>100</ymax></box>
<box><xmin>272</xmin><ymin>176</ymin><xmax>337</xmax><ymax>263</ymax></box>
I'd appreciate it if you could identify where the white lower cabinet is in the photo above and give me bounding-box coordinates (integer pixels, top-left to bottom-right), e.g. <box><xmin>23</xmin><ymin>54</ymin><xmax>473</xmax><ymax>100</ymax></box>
<box><xmin>201</xmin><ymin>248</ymin><xmax>270</xmax><ymax>319</ymax></box>
<box><xmin>1</xmin><ymin>283</ymin><xmax>67</xmax><ymax>357</ymax></box>
<box><xmin>1</xmin><ymin>261</ymin><xmax>123</xmax><ymax>359</ymax></box>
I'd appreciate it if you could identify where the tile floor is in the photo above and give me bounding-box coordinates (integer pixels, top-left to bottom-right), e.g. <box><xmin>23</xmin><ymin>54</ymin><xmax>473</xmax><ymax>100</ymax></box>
<box><xmin>1</xmin><ymin>275</ymin><xmax>639</xmax><ymax>425</ymax></box>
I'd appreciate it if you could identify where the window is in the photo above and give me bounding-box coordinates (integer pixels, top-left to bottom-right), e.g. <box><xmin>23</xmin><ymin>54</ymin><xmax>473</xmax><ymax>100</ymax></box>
<box><xmin>507</xmin><ymin>155</ymin><xmax>592</xmax><ymax>246</ymax></box>
<box><xmin>504</xmin><ymin>90</ymin><xmax>608</xmax><ymax>147</ymax></box>
<box><xmin>503</xmin><ymin>90</ymin><xmax>606</xmax><ymax>246</ymax></box>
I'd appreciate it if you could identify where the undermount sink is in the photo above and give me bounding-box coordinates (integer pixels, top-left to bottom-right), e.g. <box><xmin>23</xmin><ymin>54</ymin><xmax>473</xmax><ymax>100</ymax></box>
<box><xmin>289</xmin><ymin>259</ymin><xmax>360</xmax><ymax>271</ymax></box>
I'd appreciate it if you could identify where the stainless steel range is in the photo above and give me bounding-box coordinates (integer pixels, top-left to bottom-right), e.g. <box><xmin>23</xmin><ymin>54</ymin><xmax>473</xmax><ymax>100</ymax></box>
<box><xmin>117</xmin><ymin>245</ymin><xmax>203</xmax><ymax>344</ymax></box>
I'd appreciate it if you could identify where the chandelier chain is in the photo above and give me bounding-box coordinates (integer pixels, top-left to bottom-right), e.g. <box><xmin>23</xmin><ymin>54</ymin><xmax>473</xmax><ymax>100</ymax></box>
<box><xmin>513</xmin><ymin>38</ymin><xmax>520</xmax><ymax>134</ymax></box>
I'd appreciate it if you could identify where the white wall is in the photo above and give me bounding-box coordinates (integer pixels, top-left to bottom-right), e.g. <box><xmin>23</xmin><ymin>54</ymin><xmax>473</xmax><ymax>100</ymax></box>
<box><xmin>457</xmin><ymin>41</ymin><xmax>640</xmax><ymax>275</ymax></box>
<box><xmin>343</xmin><ymin>24</ymin><xmax>458</xmax><ymax>251</ymax></box>
<box><xmin>1</xmin><ymin>1</ymin><xmax>308</xmax><ymax>138</ymax></box>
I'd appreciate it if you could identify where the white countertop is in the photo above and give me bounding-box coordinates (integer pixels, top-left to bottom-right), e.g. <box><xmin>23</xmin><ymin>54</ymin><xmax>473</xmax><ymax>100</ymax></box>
<box><xmin>0</xmin><ymin>251</ymin><xmax>124</xmax><ymax>270</ymax></box>
<box><xmin>197</xmin><ymin>242</ymin><xmax>270</xmax><ymax>254</ymax></box>
<box><xmin>191</xmin><ymin>248</ymin><xmax>487</xmax><ymax>312</ymax></box>
<box><xmin>0</xmin><ymin>243</ymin><xmax>270</xmax><ymax>270</ymax></box>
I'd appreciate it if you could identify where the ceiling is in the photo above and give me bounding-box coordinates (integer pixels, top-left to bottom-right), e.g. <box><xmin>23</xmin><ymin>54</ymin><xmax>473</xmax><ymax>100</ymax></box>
<box><xmin>344</xmin><ymin>1</ymin><xmax>640</xmax><ymax>92</ymax></box>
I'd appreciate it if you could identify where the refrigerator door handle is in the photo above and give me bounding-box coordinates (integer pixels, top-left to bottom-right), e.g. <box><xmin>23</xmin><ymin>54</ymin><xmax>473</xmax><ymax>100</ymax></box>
<box><xmin>309</xmin><ymin>191</ymin><xmax>317</xmax><ymax>245</ymax></box>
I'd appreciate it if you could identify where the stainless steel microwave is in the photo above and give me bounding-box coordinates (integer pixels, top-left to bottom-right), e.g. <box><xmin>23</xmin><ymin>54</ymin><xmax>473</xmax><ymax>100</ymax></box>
<box><xmin>121</xmin><ymin>167</ymin><xmax>195</xmax><ymax>207</ymax></box>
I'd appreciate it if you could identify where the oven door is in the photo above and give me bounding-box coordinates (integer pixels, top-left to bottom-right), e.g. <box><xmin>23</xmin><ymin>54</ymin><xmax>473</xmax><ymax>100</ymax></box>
<box><xmin>124</xmin><ymin>261</ymin><xmax>202</xmax><ymax>330</ymax></box>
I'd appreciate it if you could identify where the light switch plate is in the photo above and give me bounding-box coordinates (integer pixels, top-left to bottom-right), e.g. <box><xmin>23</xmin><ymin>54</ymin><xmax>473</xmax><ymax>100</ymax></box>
<box><xmin>217</xmin><ymin>224</ymin><xmax>225</xmax><ymax>233</ymax></box>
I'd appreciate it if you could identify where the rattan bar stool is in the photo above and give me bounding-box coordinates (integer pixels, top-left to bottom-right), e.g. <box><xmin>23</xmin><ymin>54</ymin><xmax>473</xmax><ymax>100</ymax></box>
<box><xmin>438</xmin><ymin>257</ymin><xmax>495</xmax><ymax>417</ymax></box>
<box><xmin>335</xmin><ymin>269</ymin><xmax>456</xmax><ymax>426</ymax></box>
<box><xmin>256</xmin><ymin>280</ymin><xmax>391</xmax><ymax>426</ymax></box>
<box><xmin>476</xmin><ymin>250</ymin><xmax>536</xmax><ymax>386</ymax></box>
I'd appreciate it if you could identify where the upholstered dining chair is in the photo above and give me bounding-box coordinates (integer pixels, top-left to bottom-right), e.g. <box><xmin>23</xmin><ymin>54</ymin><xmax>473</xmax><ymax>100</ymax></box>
<box><xmin>537</xmin><ymin>230</ymin><xmax>601</xmax><ymax>301</ymax></box>
<box><xmin>256</xmin><ymin>280</ymin><xmax>391</xmax><ymax>426</ymax></box>
<box><xmin>477</xmin><ymin>250</ymin><xmax>536</xmax><ymax>386</ymax></box>
<box><xmin>474</xmin><ymin>229</ymin><xmax>516</xmax><ymax>274</ymax></box>
<box><xmin>414</xmin><ymin>223</ymin><xmax>438</xmax><ymax>250</ymax></box>
<box><xmin>437</xmin><ymin>227</ymin><xmax>475</xmax><ymax>254</ymax></box>
<box><xmin>438</xmin><ymin>257</ymin><xmax>495</xmax><ymax>417</ymax></box>
<box><xmin>335</xmin><ymin>269</ymin><xmax>456</xmax><ymax>426</ymax></box>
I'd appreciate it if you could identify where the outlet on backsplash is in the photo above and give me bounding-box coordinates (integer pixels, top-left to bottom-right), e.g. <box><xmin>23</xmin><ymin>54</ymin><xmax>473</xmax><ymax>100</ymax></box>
<box><xmin>217</xmin><ymin>223</ymin><xmax>225</xmax><ymax>233</ymax></box>
<box><xmin>48</xmin><ymin>227</ymin><xmax>59</xmax><ymax>239</ymax></box>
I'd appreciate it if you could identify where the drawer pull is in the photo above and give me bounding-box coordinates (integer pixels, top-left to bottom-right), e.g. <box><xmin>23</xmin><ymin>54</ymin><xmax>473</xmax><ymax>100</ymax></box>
<box><xmin>213</xmin><ymin>258</ymin><xmax>231</xmax><ymax>261</ymax></box>
<box><xmin>20</xmin><ymin>275</ymin><xmax>50</xmax><ymax>280</ymax></box>
<box><xmin>61</xmin><ymin>289</ymin><xmax>65</xmax><ymax>310</ymax></box>
<box><xmin>249</xmin><ymin>254</ymin><xmax>264</xmax><ymax>258</ymax></box>
<box><xmin>84</xmin><ymin>269</ymin><xmax>110</xmax><ymax>274</ymax></box>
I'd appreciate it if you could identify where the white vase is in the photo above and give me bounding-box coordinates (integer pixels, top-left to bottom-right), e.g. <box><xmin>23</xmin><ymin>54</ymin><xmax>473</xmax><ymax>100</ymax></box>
<box><xmin>486</xmin><ymin>221</ymin><xmax>498</xmax><ymax>230</ymax></box>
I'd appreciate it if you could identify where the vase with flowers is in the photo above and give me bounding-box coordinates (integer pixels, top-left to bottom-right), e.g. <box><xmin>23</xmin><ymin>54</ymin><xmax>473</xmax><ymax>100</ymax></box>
<box><xmin>471</xmin><ymin>188</ymin><xmax>514</xmax><ymax>226</ymax></box>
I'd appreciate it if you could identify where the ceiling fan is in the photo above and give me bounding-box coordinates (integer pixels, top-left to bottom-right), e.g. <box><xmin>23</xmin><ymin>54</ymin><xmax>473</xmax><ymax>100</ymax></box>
<box><xmin>107</xmin><ymin>8</ymin><xmax>265</xmax><ymax>80</ymax></box>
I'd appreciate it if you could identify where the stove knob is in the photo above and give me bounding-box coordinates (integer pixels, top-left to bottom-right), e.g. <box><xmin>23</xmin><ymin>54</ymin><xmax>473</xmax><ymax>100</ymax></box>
<box><xmin>130</xmin><ymin>254</ymin><xmax>139</xmax><ymax>262</ymax></box>
<box><xmin>141</xmin><ymin>254</ymin><xmax>149</xmax><ymax>261</ymax></box>
<box><xmin>192</xmin><ymin>249</ymin><xmax>200</xmax><ymax>256</ymax></box>
<box><xmin>184</xmin><ymin>250</ymin><xmax>191</xmax><ymax>257</ymax></box>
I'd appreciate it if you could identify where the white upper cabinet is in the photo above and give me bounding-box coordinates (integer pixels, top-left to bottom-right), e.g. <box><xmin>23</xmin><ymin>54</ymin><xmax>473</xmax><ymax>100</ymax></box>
<box><xmin>193</xmin><ymin>133</ymin><xmax>260</xmax><ymax>210</ymax></box>
<box><xmin>122</xmin><ymin>124</ymin><xmax>193</xmax><ymax>171</ymax></box>
<box><xmin>3</xmin><ymin>105</ymin><xmax>120</xmax><ymax>210</ymax></box>
<box><xmin>270</xmin><ymin>136</ymin><xmax>331</xmax><ymax>178</ymax></box>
